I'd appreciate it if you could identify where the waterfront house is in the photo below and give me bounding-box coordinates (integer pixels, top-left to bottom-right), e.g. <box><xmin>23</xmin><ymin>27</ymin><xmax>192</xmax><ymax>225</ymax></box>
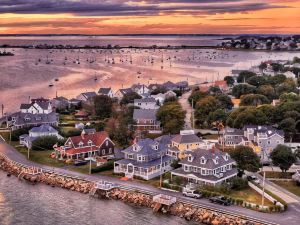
<box><xmin>76</xmin><ymin>92</ymin><xmax>97</xmax><ymax>101</ymax></box>
<box><xmin>284</xmin><ymin>71</ymin><xmax>297</xmax><ymax>79</ymax></box>
<box><xmin>219</xmin><ymin>125</ymin><xmax>285</xmax><ymax>158</ymax></box>
<box><xmin>19</xmin><ymin>125</ymin><xmax>63</xmax><ymax>149</ymax></box>
<box><xmin>151</xmin><ymin>93</ymin><xmax>166</xmax><ymax>105</ymax></box>
<box><xmin>176</xmin><ymin>81</ymin><xmax>189</xmax><ymax>91</ymax></box>
<box><xmin>54</xmin><ymin>131</ymin><xmax>115</xmax><ymax>160</ymax></box>
<box><xmin>167</xmin><ymin>130</ymin><xmax>213</xmax><ymax>159</ymax></box>
<box><xmin>98</xmin><ymin>87</ymin><xmax>114</xmax><ymax>98</ymax></box>
<box><xmin>131</xmin><ymin>84</ymin><xmax>149</xmax><ymax>95</ymax></box>
<box><xmin>115</xmin><ymin>88</ymin><xmax>133</xmax><ymax>100</ymax></box>
<box><xmin>171</xmin><ymin>148</ymin><xmax>238</xmax><ymax>186</ymax></box>
<box><xmin>68</xmin><ymin>98</ymin><xmax>81</xmax><ymax>107</ymax></box>
<box><xmin>134</xmin><ymin>98</ymin><xmax>159</xmax><ymax>109</ymax></box>
<box><xmin>133</xmin><ymin>109</ymin><xmax>161</xmax><ymax>132</ymax></box>
<box><xmin>114</xmin><ymin>138</ymin><xmax>174</xmax><ymax>180</ymax></box>
<box><xmin>162</xmin><ymin>81</ymin><xmax>178</xmax><ymax>91</ymax></box>
<box><xmin>6</xmin><ymin>100</ymin><xmax>59</xmax><ymax>131</ymax></box>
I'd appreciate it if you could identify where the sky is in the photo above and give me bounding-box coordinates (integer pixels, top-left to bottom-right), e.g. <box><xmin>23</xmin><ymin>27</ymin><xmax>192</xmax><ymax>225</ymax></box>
<box><xmin>0</xmin><ymin>0</ymin><xmax>299</xmax><ymax>35</ymax></box>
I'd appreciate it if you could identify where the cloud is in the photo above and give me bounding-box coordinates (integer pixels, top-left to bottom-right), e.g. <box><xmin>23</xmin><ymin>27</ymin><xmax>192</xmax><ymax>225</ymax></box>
<box><xmin>0</xmin><ymin>0</ymin><xmax>289</xmax><ymax>16</ymax></box>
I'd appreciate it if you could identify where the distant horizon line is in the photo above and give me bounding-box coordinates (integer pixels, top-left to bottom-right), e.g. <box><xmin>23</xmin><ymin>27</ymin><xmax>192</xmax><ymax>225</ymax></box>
<box><xmin>0</xmin><ymin>33</ymin><xmax>299</xmax><ymax>37</ymax></box>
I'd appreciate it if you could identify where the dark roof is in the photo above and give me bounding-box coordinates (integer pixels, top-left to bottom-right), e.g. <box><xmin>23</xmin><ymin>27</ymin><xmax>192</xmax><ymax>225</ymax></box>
<box><xmin>172</xmin><ymin>133</ymin><xmax>202</xmax><ymax>144</ymax></box>
<box><xmin>134</xmin><ymin>97</ymin><xmax>156</xmax><ymax>103</ymax></box>
<box><xmin>123</xmin><ymin>138</ymin><xmax>163</xmax><ymax>155</ymax></box>
<box><xmin>118</xmin><ymin>88</ymin><xmax>133</xmax><ymax>95</ymax></box>
<box><xmin>11</xmin><ymin>112</ymin><xmax>58</xmax><ymax>126</ymax></box>
<box><xmin>162</xmin><ymin>81</ymin><xmax>177</xmax><ymax>90</ymax></box>
<box><xmin>20</xmin><ymin>104</ymin><xmax>31</xmax><ymax>110</ymax></box>
<box><xmin>224</xmin><ymin>127</ymin><xmax>244</xmax><ymax>136</ymax></box>
<box><xmin>243</xmin><ymin>125</ymin><xmax>284</xmax><ymax>137</ymax></box>
<box><xmin>180</xmin><ymin>148</ymin><xmax>235</xmax><ymax>170</ymax></box>
<box><xmin>81</xmin><ymin>92</ymin><xmax>97</xmax><ymax>99</ymax></box>
<box><xmin>116</xmin><ymin>155</ymin><xmax>173</xmax><ymax>168</ymax></box>
<box><xmin>98</xmin><ymin>88</ymin><xmax>112</xmax><ymax>95</ymax></box>
<box><xmin>30</xmin><ymin>125</ymin><xmax>58</xmax><ymax>133</ymax></box>
<box><xmin>133</xmin><ymin>109</ymin><xmax>157</xmax><ymax>120</ymax></box>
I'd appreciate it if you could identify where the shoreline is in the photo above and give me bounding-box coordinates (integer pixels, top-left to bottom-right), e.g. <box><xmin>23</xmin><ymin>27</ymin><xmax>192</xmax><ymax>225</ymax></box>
<box><xmin>0</xmin><ymin>151</ymin><xmax>275</xmax><ymax>225</ymax></box>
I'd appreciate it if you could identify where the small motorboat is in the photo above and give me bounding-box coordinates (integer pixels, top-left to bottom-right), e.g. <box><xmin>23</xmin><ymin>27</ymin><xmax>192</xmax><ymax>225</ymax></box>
<box><xmin>49</xmin><ymin>83</ymin><xmax>54</xmax><ymax>87</ymax></box>
<box><xmin>54</xmin><ymin>78</ymin><xmax>59</xmax><ymax>82</ymax></box>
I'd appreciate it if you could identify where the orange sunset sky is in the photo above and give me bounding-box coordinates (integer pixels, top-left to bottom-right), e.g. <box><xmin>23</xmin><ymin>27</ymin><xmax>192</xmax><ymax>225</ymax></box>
<box><xmin>0</xmin><ymin>0</ymin><xmax>299</xmax><ymax>34</ymax></box>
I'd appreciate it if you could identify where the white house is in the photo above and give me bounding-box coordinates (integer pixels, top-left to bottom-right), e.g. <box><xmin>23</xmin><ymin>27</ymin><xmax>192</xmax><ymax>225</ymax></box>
<box><xmin>284</xmin><ymin>71</ymin><xmax>297</xmax><ymax>79</ymax></box>
<box><xmin>131</xmin><ymin>84</ymin><xmax>149</xmax><ymax>95</ymax></box>
<box><xmin>76</xmin><ymin>92</ymin><xmax>97</xmax><ymax>101</ymax></box>
<box><xmin>134</xmin><ymin>98</ymin><xmax>159</xmax><ymax>109</ymax></box>
<box><xmin>98</xmin><ymin>87</ymin><xmax>114</xmax><ymax>98</ymax></box>
<box><xmin>115</xmin><ymin>88</ymin><xmax>133</xmax><ymax>100</ymax></box>
<box><xmin>20</xmin><ymin>101</ymin><xmax>52</xmax><ymax>114</ymax></box>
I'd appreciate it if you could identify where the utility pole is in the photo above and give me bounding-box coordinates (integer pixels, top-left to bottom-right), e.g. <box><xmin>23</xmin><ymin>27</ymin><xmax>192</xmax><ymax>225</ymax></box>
<box><xmin>191</xmin><ymin>99</ymin><xmax>195</xmax><ymax>130</ymax></box>
<box><xmin>27</xmin><ymin>145</ymin><xmax>30</xmax><ymax>159</ymax></box>
<box><xmin>159</xmin><ymin>154</ymin><xmax>163</xmax><ymax>188</ymax></box>
<box><xmin>261</xmin><ymin>167</ymin><xmax>266</xmax><ymax>207</ymax></box>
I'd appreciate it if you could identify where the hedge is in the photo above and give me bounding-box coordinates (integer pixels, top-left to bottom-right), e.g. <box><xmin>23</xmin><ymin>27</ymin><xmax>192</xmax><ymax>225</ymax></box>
<box><xmin>91</xmin><ymin>161</ymin><xmax>115</xmax><ymax>173</ymax></box>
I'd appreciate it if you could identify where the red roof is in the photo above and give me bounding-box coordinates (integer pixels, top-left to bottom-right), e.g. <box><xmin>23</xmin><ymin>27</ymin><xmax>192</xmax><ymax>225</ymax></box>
<box><xmin>214</xmin><ymin>80</ymin><xmax>228</xmax><ymax>88</ymax></box>
<box><xmin>75</xmin><ymin>110</ymin><xmax>88</xmax><ymax>117</ymax></box>
<box><xmin>68</xmin><ymin>131</ymin><xmax>111</xmax><ymax>148</ymax></box>
<box><xmin>66</xmin><ymin>146</ymin><xmax>99</xmax><ymax>155</ymax></box>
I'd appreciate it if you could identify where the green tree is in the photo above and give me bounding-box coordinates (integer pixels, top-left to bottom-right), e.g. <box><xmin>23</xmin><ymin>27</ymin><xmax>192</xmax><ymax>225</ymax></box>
<box><xmin>120</xmin><ymin>92</ymin><xmax>142</xmax><ymax>105</ymax></box>
<box><xmin>207</xmin><ymin>109</ymin><xmax>227</xmax><ymax>125</ymax></box>
<box><xmin>215</xmin><ymin>94</ymin><xmax>233</xmax><ymax>110</ymax></box>
<box><xmin>246</xmin><ymin>76</ymin><xmax>268</xmax><ymax>87</ymax></box>
<box><xmin>151</xmin><ymin>86</ymin><xmax>167</xmax><ymax>95</ymax></box>
<box><xmin>195</xmin><ymin>96</ymin><xmax>221</xmax><ymax>125</ymax></box>
<box><xmin>257</xmin><ymin>85</ymin><xmax>276</xmax><ymax>101</ymax></box>
<box><xmin>232</xmin><ymin>84</ymin><xmax>256</xmax><ymax>98</ymax></box>
<box><xmin>156</xmin><ymin>101</ymin><xmax>186</xmax><ymax>134</ymax></box>
<box><xmin>268</xmin><ymin>74</ymin><xmax>287</xmax><ymax>86</ymax></box>
<box><xmin>270</xmin><ymin>145</ymin><xmax>296</xmax><ymax>173</ymax></box>
<box><xmin>93</xmin><ymin>95</ymin><xmax>113</xmax><ymax>119</ymax></box>
<box><xmin>224</xmin><ymin>76</ymin><xmax>235</xmax><ymax>86</ymax></box>
<box><xmin>209</xmin><ymin>86</ymin><xmax>222</xmax><ymax>94</ymax></box>
<box><xmin>279</xmin><ymin>92</ymin><xmax>300</xmax><ymax>103</ymax></box>
<box><xmin>237</xmin><ymin>71</ymin><xmax>256</xmax><ymax>83</ymax></box>
<box><xmin>229</xmin><ymin>146</ymin><xmax>261</xmax><ymax>173</ymax></box>
<box><xmin>279</xmin><ymin>118</ymin><xmax>296</xmax><ymax>142</ymax></box>
<box><xmin>32</xmin><ymin>136</ymin><xmax>64</xmax><ymax>151</ymax></box>
<box><xmin>275</xmin><ymin>79</ymin><xmax>297</xmax><ymax>96</ymax></box>
<box><xmin>240</xmin><ymin>94</ymin><xmax>270</xmax><ymax>106</ymax></box>
<box><xmin>188</xmin><ymin>90</ymin><xmax>207</xmax><ymax>107</ymax></box>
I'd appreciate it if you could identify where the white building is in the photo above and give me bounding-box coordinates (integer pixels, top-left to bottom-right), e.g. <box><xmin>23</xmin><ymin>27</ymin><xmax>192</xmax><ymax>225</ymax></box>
<box><xmin>134</xmin><ymin>98</ymin><xmax>159</xmax><ymax>109</ymax></box>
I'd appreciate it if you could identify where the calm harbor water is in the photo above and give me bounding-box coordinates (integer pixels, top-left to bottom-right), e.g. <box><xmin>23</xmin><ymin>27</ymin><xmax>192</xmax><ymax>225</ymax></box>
<box><xmin>0</xmin><ymin>171</ymin><xmax>200</xmax><ymax>225</ymax></box>
<box><xmin>0</xmin><ymin>36</ymin><xmax>299</xmax><ymax>113</ymax></box>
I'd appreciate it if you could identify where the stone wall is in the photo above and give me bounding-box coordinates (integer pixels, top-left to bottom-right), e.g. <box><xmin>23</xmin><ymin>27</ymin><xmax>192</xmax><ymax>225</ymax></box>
<box><xmin>0</xmin><ymin>153</ymin><xmax>265</xmax><ymax>225</ymax></box>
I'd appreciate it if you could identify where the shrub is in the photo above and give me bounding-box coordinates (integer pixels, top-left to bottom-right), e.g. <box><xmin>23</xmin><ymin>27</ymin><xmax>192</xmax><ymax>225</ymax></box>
<box><xmin>32</xmin><ymin>136</ymin><xmax>63</xmax><ymax>151</ymax></box>
<box><xmin>91</xmin><ymin>160</ymin><xmax>115</xmax><ymax>173</ymax></box>
<box><xmin>11</xmin><ymin>127</ymin><xmax>32</xmax><ymax>141</ymax></box>
<box><xmin>230</xmin><ymin>177</ymin><xmax>248</xmax><ymax>190</ymax></box>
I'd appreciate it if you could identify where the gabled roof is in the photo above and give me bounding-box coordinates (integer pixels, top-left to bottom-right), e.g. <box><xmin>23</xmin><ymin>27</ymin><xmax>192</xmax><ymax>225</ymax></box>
<box><xmin>98</xmin><ymin>87</ymin><xmax>112</xmax><ymax>95</ymax></box>
<box><xmin>30</xmin><ymin>124</ymin><xmax>58</xmax><ymax>133</ymax></box>
<box><xmin>134</xmin><ymin>97</ymin><xmax>156</xmax><ymax>104</ymax></box>
<box><xmin>133</xmin><ymin>109</ymin><xmax>157</xmax><ymax>120</ymax></box>
<box><xmin>67</xmin><ymin>131</ymin><xmax>114</xmax><ymax>148</ymax></box>
<box><xmin>81</xmin><ymin>92</ymin><xmax>97</xmax><ymax>99</ymax></box>
<box><xmin>11</xmin><ymin>112</ymin><xmax>58</xmax><ymax>126</ymax></box>
<box><xmin>20</xmin><ymin>104</ymin><xmax>32</xmax><ymax>110</ymax></box>
<box><xmin>172</xmin><ymin>133</ymin><xmax>202</xmax><ymax>144</ymax></box>
<box><xmin>123</xmin><ymin>138</ymin><xmax>162</xmax><ymax>155</ymax></box>
<box><xmin>181</xmin><ymin>148</ymin><xmax>235</xmax><ymax>169</ymax></box>
<box><xmin>118</xmin><ymin>88</ymin><xmax>133</xmax><ymax>95</ymax></box>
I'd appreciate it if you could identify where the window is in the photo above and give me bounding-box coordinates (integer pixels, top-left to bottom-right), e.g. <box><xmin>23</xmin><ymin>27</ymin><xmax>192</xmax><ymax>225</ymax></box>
<box><xmin>109</xmin><ymin>148</ymin><xmax>112</xmax><ymax>154</ymax></box>
<box><xmin>88</xmin><ymin>140</ymin><xmax>93</xmax><ymax>146</ymax></box>
<box><xmin>200</xmin><ymin>157</ymin><xmax>206</xmax><ymax>164</ymax></box>
<box><xmin>184</xmin><ymin>165</ymin><xmax>190</xmax><ymax>172</ymax></box>
<box><xmin>102</xmin><ymin>149</ymin><xmax>105</xmax><ymax>155</ymax></box>
<box><xmin>267</xmin><ymin>141</ymin><xmax>271</xmax><ymax>144</ymax></box>
<box><xmin>188</xmin><ymin>156</ymin><xmax>193</xmax><ymax>162</ymax></box>
<box><xmin>79</xmin><ymin>142</ymin><xmax>83</xmax><ymax>147</ymax></box>
<box><xmin>106</xmin><ymin>140</ymin><xmax>109</xmax><ymax>146</ymax></box>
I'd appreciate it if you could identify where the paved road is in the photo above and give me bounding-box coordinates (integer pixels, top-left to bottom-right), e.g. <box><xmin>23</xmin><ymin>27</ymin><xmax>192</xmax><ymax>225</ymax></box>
<box><xmin>178</xmin><ymin>90</ymin><xmax>193</xmax><ymax>129</ymax></box>
<box><xmin>1</xmin><ymin>141</ymin><xmax>300</xmax><ymax>225</ymax></box>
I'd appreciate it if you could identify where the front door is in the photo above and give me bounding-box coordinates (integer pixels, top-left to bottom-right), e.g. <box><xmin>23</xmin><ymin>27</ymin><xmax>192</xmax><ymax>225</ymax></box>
<box><xmin>128</xmin><ymin>165</ymin><xmax>134</xmax><ymax>173</ymax></box>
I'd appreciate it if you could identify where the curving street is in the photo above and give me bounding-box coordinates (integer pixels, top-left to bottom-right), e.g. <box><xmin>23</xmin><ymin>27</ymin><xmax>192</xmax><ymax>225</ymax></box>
<box><xmin>1</xmin><ymin>140</ymin><xmax>300</xmax><ymax>225</ymax></box>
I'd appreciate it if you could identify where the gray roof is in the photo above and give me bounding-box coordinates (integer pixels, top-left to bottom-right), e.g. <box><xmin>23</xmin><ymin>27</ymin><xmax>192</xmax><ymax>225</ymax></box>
<box><xmin>154</xmin><ymin>134</ymin><xmax>175</xmax><ymax>148</ymax></box>
<box><xmin>20</xmin><ymin>101</ymin><xmax>50</xmax><ymax>111</ymax></box>
<box><xmin>30</xmin><ymin>124</ymin><xmax>58</xmax><ymax>133</ymax></box>
<box><xmin>133</xmin><ymin>109</ymin><xmax>157</xmax><ymax>120</ymax></box>
<box><xmin>243</xmin><ymin>125</ymin><xmax>284</xmax><ymax>137</ymax></box>
<box><xmin>134</xmin><ymin>98</ymin><xmax>156</xmax><ymax>104</ymax></box>
<box><xmin>116</xmin><ymin>155</ymin><xmax>173</xmax><ymax>168</ymax></box>
<box><xmin>224</xmin><ymin>127</ymin><xmax>244</xmax><ymax>136</ymax></box>
<box><xmin>162</xmin><ymin>81</ymin><xmax>177</xmax><ymax>90</ymax></box>
<box><xmin>180</xmin><ymin>148</ymin><xmax>235</xmax><ymax>170</ymax></box>
<box><xmin>10</xmin><ymin>112</ymin><xmax>58</xmax><ymax>127</ymax></box>
<box><xmin>172</xmin><ymin>167</ymin><xmax>238</xmax><ymax>182</ymax></box>
<box><xmin>20</xmin><ymin>104</ymin><xmax>32</xmax><ymax>110</ymax></box>
<box><xmin>81</xmin><ymin>92</ymin><xmax>97</xmax><ymax>99</ymax></box>
<box><xmin>172</xmin><ymin>133</ymin><xmax>202</xmax><ymax>144</ymax></box>
<box><xmin>123</xmin><ymin>138</ymin><xmax>164</xmax><ymax>155</ymax></box>
<box><xmin>98</xmin><ymin>88</ymin><xmax>112</xmax><ymax>95</ymax></box>
<box><xmin>118</xmin><ymin>88</ymin><xmax>133</xmax><ymax>95</ymax></box>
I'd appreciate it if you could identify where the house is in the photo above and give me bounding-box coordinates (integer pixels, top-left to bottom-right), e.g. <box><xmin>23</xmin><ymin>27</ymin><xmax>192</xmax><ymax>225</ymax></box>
<box><xmin>114</xmin><ymin>138</ymin><xmax>174</xmax><ymax>180</ymax></box>
<box><xmin>98</xmin><ymin>87</ymin><xmax>114</xmax><ymax>98</ymax></box>
<box><xmin>134</xmin><ymin>98</ymin><xmax>159</xmax><ymax>109</ymax></box>
<box><xmin>131</xmin><ymin>84</ymin><xmax>149</xmax><ymax>95</ymax></box>
<box><xmin>171</xmin><ymin>148</ymin><xmax>238</xmax><ymax>186</ymax></box>
<box><xmin>165</xmin><ymin>90</ymin><xmax>177</xmax><ymax>99</ymax></box>
<box><xmin>68</xmin><ymin>98</ymin><xmax>81</xmax><ymax>107</ymax></box>
<box><xmin>74</xmin><ymin>110</ymin><xmax>89</xmax><ymax>120</ymax></box>
<box><xmin>51</xmin><ymin>96</ymin><xmax>69</xmax><ymax>110</ymax></box>
<box><xmin>151</xmin><ymin>93</ymin><xmax>166</xmax><ymax>105</ymax></box>
<box><xmin>20</xmin><ymin>99</ymin><xmax>52</xmax><ymax>114</ymax></box>
<box><xmin>133</xmin><ymin>109</ymin><xmax>161</xmax><ymax>132</ymax></box>
<box><xmin>176</xmin><ymin>81</ymin><xmax>189</xmax><ymax>90</ymax></box>
<box><xmin>19</xmin><ymin>125</ymin><xmax>63</xmax><ymax>149</ymax></box>
<box><xmin>219</xmin><ymin>125</ymin><xmax>285</xmax><ymax>158</ymax></box>
<box><xmin>162</xmin><ymin>81</ymin><xmax>178</xmax><ymax>91</ymax></box>
<box><xmin>54</xmin><ymin>131</ymin><xmax>115</xmax><ymax>160</ymax></box>
<box><xmin>214</xmin><ymin>80</ymin><xmax>229</xmax><ymax>92</ymax></box>
<box><xmin>115</xmin><ymin>88</ymin><xmax>133</xmax><ymax>100</ymax></box>
<box><xmin>148</xmin><ymin>83</ymin><xmax>162</xmax><ymax>92</ymax></box>
<box><xmin>284</xmin><ymin>71</ymin><xmax>296</xmax><ymax>79</ymax></box>
<box><xmin>76</xmin><ymin>92</ymin><xmax>97</xmax><ymax>101</ymax></box>
<box><xmin>7</xmin><ymin>112</ymin><xmax>59</xmax><ymax>131</ymax></box>
<box><xmin>167</xmin><ymin>130</ymin><xmax>213</xmax><ymax>159</ymax></box>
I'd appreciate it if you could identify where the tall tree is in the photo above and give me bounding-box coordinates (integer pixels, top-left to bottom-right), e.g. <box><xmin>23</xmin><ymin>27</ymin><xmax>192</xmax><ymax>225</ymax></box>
<box><xmin>93</xmin><ymin>95</ymin><xmax>113</xmax><ymax>119</ymax></box>
<box><xmin>237</xmin><ymin>71</ymin><xmax>256</xmax><ymax>83</ymax></box>
<box><xmin>229</xmin><ymin>146</ymin><xmax>261</xmax><ymax>173</ymax></box>
<box><xmin>195</xmin><ymin>96</ymin><xmax>221</xmax><ymax>125</ymax></box>
<box><xmin>270</xmin><ymin>145</ymin><xmax>296</xmax><ymax>173</ymax></box>
<box><xmin>232</xmin><ymin>84</ymin><xmax>256</xmax><ymax>98</ymax></box>
<box><xmin>240</xmin><ymin>94</ymin><xmax>270</xmax><ymax>106</ymax></box>
<box><xmin>224</xmin><ymin>76</ymin><xmax>235</xmax><ymax>86</ymax></box>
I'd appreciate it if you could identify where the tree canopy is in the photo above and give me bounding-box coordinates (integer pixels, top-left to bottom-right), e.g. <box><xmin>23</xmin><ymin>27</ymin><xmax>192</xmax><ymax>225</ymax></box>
<box><xmin>240</xmin><ymin>94</ymin><xmax>270</xmax><ymax>106</ymax></box>
<box><xmin>232</xmin><ymin>84</ymin><xmax>256</xmax><ymax>98</ymax></box>
<box><xmin>120</xmin><ymin>92</ymin><xmax>142</xmax><ymax>105</ymax></box>
<box><xmin>237</xmin><ymin>71</ymin><xmax>256</xmax><ymax>83</ymax></box>
<box><xmin>93</xmin><ymin>95</ymin><xmax>113</xmax><ymax>119</ymax></box>
<box><xmin>270</xmin><ymin>145</ymin><xmax>296</xmax><ymax>173</ymax></box>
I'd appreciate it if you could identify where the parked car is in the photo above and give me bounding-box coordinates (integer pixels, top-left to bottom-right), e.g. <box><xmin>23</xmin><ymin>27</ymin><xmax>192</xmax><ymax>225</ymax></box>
<box><xmin>247</xmin><ymin>175</ymin><xmax>260</xmax><ymax>184</ymax></box>
<box><xmin>209</xmin><ymin>196</ymin><xmax>231</xmax><ymax>206</ymax></box>
<box><xmin>74</xmin><ymin>160</ymin><xmax>88</xmax><ymax>166</ymax></box>
<box><xmin>183</xmin><ymin>189</ymin><xmax>202</xmax><ymax>199</ymax></box>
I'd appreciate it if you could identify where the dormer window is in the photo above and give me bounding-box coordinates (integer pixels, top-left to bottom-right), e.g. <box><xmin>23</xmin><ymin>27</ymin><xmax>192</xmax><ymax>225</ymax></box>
<box><xmin>224</xmin><ymin>154</ymin><xmax>229</xmax><ymax>161</ymax></box>
<box><xmin>154</xmin><ymin>145</ymin><xmax>158</xmax><ymax>150</ymax></box>
<box><xmin>88</xmin><ymin>140</ymin><xmax>93</xmax><ymax>146</ymax></box>
<box><xmin>214</xmin><ymin>156</ymin><xmax>219</xmax><ymax>165</ymax></box>
<box><xmin>79</xmin><ymin>142</ymin><xmax>83</xmax><ymax>148</ymax></box>
<box><xmin>200</xmin><ymin>156</ymin><xmax>206</xmax><ymax>164</ymax></box>
<box><xmin>188</xmin><ymin>156</ymin><xmax>193</xmax><ymax>162</ymax></box>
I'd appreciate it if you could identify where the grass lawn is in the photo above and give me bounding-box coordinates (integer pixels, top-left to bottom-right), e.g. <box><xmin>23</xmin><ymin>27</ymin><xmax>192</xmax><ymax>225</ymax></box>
<box><xmin>202</xmin><ymin>134</ymin><xmax>219</xmax><ymax>140</ymax></box>
<box><xmin>60</xmin><ymin>126</ymin><xmax>79</xmax><ymax>133</ymax></box>
<box><xmin>15</xmin><ymin>146</ymin><xmax>65</xmax><ymax>168</ymax></box>
<box><xmin>229</xmin><ymin>187</ymin><xmax>274</xmax><ymax>206</ymax></box>
<box><xmin>60</xmin><ymin>114</ymin><xmax>75</xmax><ymax>121</ymax></box>
<box><xmin>70</xmin><ymin>164</ymin><xmax>96</xmax><ymax>174</ymax></box>
<box><xmin>272</xmin><ymin>180</ymin><xmax>300</xmax><ymax>197</ymax></box>
<box><xmin>0</xmin><ymin>131</ymin><xmax>10</xmax><ymax>142</ymax></box>
<box><xmin>260</xmin><ymin>171</ymin><xmax>294</xmax><ymax>179</ymax></box>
